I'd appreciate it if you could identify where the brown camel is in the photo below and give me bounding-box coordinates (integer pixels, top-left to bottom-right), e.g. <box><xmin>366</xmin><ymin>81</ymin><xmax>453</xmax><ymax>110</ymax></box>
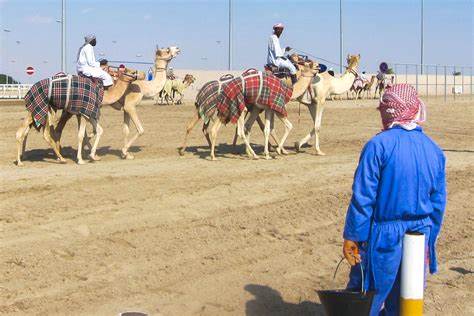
<box><xmin>15</xmin><ymin>69</ymin><xmax>141</xmax><ymax>166</ymax></box>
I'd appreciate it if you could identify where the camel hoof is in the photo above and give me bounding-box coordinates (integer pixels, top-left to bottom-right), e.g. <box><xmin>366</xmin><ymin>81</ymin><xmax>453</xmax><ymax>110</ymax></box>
<box><xmin>57</xmin><ymin>157</ymin><xmax>67</xmax><ymax>164</ymax></box>
<box><xmin>264</xmin><ymin>154</ymin><xmax>272</xmax><ymax>160</ymax></box>
<box><xmin>294</xmin><ymin>142</ymin><xmax>301</xmax><ymax>153</ymax></box>
<box><xmin>315</xmin><ymin>150</ymin><xmax>326</xmax><ymax>156</ymax></box>
<box><xmin>211</xmin><ymin>157</ymin><xmax>218</xmax><ymax>161</ymax></box>
<box><xmin>16</xmin><ymin>161</ymin><xmax>24</xmax><ymax>167</ymax></box>
<box><xmin>177</xmin><ymin>147</ymin><xmax>185</xmax><ymax>156</ymax></box>
<box><xmin>121</xmin><ymin>151</ymin><xmax>134</xmax><ymax>160</ymax></box>
<box><xmin>89</xmin><ymin>154</ymin><xmax>101</xmax><ymax>161</ymax></box>
<box><xmin>277</xmin><ymin>148</ymin><xmax>289</xmax><ymax>155</ymax></box>
<box><xmin>77</xmin><ymin>159</ymin><xmax>87</xmax><ymax>165</ymax></box>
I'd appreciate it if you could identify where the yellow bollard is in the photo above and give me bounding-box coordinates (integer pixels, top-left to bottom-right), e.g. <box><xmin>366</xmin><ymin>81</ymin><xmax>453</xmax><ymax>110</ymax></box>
<box><xmin>400</xmin><ymin>232</ymin><xmax>425</xmax><ymax>316</ymax></box>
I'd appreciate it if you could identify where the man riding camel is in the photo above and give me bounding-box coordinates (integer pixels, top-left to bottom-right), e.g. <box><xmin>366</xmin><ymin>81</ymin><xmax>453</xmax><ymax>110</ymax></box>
<box><xmin>267</xmin><ymin>23</ymin><xmax>297</xmax><ymax>84</ymax></box>
<box><xmin>76</xmin><ymin>34</ymin><xmax>113</xmax><ymax>88</ymax></box>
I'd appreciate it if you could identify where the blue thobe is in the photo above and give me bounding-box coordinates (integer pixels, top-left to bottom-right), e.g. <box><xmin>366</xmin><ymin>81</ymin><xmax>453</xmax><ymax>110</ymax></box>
<box><xmin>343</xmin><ymin>126</ymin><xmax>446</xmax><ymax>316</ymax></box>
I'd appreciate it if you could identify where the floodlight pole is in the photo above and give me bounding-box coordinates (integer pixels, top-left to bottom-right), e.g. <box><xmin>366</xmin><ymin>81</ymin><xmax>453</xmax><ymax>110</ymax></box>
<box><xmin>420</xmin><ymin>0</ymin><xmax>424</xmax><ymax>74</ymax></box>
<box><xmin>228</xmin><ymin>0</ymin><xmax>232</xmax><ymax>70</ymax></box>
<box><xmin>61</xmin><ymin>0</ymin><xmax>66</xmax><ymax>72</ymax></box>
<box><xmin>339</xmin><ymin>0</ymin><xmax>343</xmax><ymax>73</ymax></box>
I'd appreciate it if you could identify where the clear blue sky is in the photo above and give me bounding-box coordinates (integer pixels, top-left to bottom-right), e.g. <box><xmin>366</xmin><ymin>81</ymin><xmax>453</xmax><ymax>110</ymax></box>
<box><xmin>1</xmin><ymin>0</ymin><xmax>472</xmax><ymax>83</ymax></box>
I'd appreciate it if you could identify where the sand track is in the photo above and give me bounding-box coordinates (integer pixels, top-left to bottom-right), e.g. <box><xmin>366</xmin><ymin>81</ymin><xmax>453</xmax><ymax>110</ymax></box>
<box><xmin>1</xmin><ymin>97</ymin><xmax>473</xmax><ymax>315</ymax></box>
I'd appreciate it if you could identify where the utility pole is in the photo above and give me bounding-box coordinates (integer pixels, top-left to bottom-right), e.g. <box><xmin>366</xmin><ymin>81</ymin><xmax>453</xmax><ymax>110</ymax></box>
<box><xmin>228</xmin><ymin>0</ymin><xmax>232</xmax><ymax>70</ymax></box>
<box><xmin>61</xmin><ymin>0</ymin><xmax>66</xmax><ymax>72</ymax></box>
<box><xmin>339</xmin><ymin>0</ymin><xmax>343</xmax><ymax>73</ymax></box>
<box><xmin>420</xmin><ymin>0</ymin><xmax>424</xmax><ymax>74</ymax></box>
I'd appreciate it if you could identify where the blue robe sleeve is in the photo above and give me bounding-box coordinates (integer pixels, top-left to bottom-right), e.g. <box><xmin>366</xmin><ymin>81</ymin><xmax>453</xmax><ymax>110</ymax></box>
<box><xmin>343</xmin><ymin>141</ymin><xmax>382</xmax><ymax>241</ymax></box>
<box><xmin>428</xmin><ymin>154</ymin><xmax>447</xmax><ymax>274</ymax></box>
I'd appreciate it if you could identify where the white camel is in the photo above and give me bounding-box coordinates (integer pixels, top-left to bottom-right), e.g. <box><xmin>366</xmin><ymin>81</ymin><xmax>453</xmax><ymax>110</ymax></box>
<box><xmin>295</xmin><ymin>54</ymin><xmax>360</xmax><ymax>155</ymax></box>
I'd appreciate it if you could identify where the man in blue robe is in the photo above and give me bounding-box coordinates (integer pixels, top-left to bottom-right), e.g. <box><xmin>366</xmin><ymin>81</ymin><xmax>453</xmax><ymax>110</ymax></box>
<box><xmin>342</xmin><ymin>84</ymin><xmax>447</xmax><ymax>315</ymax></box>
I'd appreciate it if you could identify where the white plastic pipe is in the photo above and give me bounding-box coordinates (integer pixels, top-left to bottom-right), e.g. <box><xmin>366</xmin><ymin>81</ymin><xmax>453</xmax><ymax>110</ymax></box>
<box><xmin>400</xmin><ymin>232</ymin><xmax>425</xmax><ymax>315</ymax></box>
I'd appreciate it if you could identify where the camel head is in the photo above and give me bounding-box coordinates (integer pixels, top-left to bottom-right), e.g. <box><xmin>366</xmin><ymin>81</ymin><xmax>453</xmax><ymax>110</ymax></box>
<box><xmin>155</xmin><ymin>46</ymin><xmax>181</xmax><ymax>62</ymax></box>
<box><xmin>300</xmin><ymin>61</ymin><xmax>318</xmax><ymax>76</ymax></box>
<box><xmin>346</xmin><ymin>54</ymin><xmax>361</xmax><ymax>69</ymax></box>
<box><xmin>183</xmin><ymin>74</ymin><xmax>196</xmax><ymax>84</ymax></box>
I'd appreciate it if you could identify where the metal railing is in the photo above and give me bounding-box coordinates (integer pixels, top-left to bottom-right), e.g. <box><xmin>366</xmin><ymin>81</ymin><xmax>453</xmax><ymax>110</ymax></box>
<box><xmin>0</xmin><ymin>84</ymin><xmax>33</xmax><ymax>99</ymax></box>
<box><xmin>388</xmin><ymin>63</ymin><xmax>473</xmax><ymax>101</ymax></box>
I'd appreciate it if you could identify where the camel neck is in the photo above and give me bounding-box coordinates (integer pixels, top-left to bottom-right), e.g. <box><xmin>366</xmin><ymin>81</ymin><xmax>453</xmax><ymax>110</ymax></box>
<box><xmin>102</xmin><ymin>78</ymin><xmax>129</xmax><ymax>105</ymax></box>
<box><xmin>291</xmin><ymin>73</ymin><xmax>313</xmax><ymax>100</ymax></box>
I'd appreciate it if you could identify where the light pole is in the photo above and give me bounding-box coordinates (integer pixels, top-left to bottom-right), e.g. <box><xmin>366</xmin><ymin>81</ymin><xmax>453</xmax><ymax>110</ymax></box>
<box><xmin>339</xmin><ymin>0</ymin><xmax>343</xmax><ymax>74</ymax></box>
<box><xmin>3</xmin><ymin>29</ymin><xmax>11</xmax><ymax>84</ymax></box>
<box><xmin>420</xmin><ymin>0</ymin><xmax>424</xmax><ymax>74</ymax></box>
<box><xmin>228</xmin><ymin>0</ymin><xmax>232</xmax><ymax>70</ymax></box>
<box><xmin>61</xmin><ymin>0</ymin><xmax>66</xmax><ymax>72</ymax></box>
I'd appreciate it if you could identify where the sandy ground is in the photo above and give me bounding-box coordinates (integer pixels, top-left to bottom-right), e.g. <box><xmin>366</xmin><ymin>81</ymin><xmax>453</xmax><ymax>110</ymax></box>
<box><xmin>0</xmin><ymin>96</ymin><xmax>473</xmax><ymax>315</ymax></box>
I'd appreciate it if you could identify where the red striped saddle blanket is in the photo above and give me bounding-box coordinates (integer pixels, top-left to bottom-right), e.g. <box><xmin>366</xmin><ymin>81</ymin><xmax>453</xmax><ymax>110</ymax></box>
<box><xmin>25</xmin><ymin>73</ymin><xmax>103</xmax><ymax>128</ymax></box>
<box><xmin>216</xmin><ymin>69</ymin><xmax>292</xmax><ymax>124</ymax></box>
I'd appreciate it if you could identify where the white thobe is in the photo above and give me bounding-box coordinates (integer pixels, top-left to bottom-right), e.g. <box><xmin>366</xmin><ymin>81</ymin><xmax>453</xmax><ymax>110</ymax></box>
<box><xmin>267</xmin><ymin>34</ymin><xmax>296</xmax><ymax>75</ymax></box>
<box><xmin>76</xmin><ymin>43</ymin><xmax>113</xmax><ymax>86</ymax></box>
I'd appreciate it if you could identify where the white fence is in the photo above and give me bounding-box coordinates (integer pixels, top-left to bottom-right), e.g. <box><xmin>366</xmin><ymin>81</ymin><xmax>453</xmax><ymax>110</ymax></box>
<box><xmin>0</xmin><ymin>84</ymin><xmax>33</xmax><ymax>99</ymax></box>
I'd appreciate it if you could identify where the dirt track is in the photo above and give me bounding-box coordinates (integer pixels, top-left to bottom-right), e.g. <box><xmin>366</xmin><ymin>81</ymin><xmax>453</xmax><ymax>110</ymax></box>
<box><xmin>1</xmin><ymin>97</ymin><xmax>473</xmax><ymax>315</ymax></box>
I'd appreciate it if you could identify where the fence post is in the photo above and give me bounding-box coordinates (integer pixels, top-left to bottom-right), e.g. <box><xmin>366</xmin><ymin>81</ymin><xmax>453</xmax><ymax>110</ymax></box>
<box><xmin>426</xmin><ymin>65</ymin><xmax>428</xmax><ymax>97</ymax></box>
<box><xmin>405</xmin><ymin>64</ymin><xmax>408</xmax><ymax>84</ymax></box>
<box><xmin>415</xmin><ymin>64</ymin><xmax>419</xmax><ymax>92</ymax></box>
<box><xmin>453</xmin><ymin>66</ymin><xmax>456</xmax><ymax>101</ymax></box>
<box><xmin>444</xmin><ymin>65</ymin><xmax>447</xmax><ymax>103</ymax></box>
<box><xmin>470</xmin><ymin>67</ymin><xmax>472</xmax><ymax>99</ymax></box>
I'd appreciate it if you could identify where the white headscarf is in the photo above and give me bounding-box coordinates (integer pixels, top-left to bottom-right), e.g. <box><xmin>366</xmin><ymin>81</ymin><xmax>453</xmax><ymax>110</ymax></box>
<box><xmin>76</xmin><ymin>34</ymin><xmax>96</xmax><ymax>61</ymax></box>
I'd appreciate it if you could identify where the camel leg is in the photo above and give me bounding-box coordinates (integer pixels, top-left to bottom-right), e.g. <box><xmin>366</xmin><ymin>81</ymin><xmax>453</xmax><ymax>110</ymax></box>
<box><xmin>76</xmin><ymin>117</ymin><xmax>87</xmax><ymax>164</ymax></box>
<box><xmin>236</xmin><ymin>113</ymin><xmax>258</xmax><ymax>159</ymax></box>
<box><xmin>295</xmin><ymin>102</ymin><xmax>316</xmax><ymax>152</ymax></box>
<box><xmin>88</xmin><ymin>120</ymin><xmax>103</xmax><ymax>161</ymax></box>
<box><xmin>275</xmin><ymin>114</ymin><xmax>293</xmax><ymax>155</ymax></box>
<box><xmin>263</xmin><ymin>109</ymin><xmax>273</xmax><ymax>160</ymax></box>
<box><xmin>42</xmin><ymin>122</ymin><xmax>66</xmax><ymax>164</ymax></box>
<box><xmin>202</xmin><ymin>121</ymin><xmax>211</xmax><ymax>148</ymax></box>
<box><xmin>122</xmin><ymin>111</ymin><xmax>132</xmax><ymax>159</ymax></box>
<box><xmin>209</xmin><ymin>120</ymin><xmax>222</xmax><ymax>161</ymax></box>
<box><xmin>54</xmin><ymin>110</ymin><xmax>73</xmax><ymax>150</ymax></box>
<box><xmin>178</xmin><ymin>111</ymin><xmax>201</xmax><ymax>156</ymax></box>
<box><xmin>313</xmin><ymin>101</ymin><xmax>326</xmax><ymax>156</ymax></box>
<box><xmin>255</xmin><ymin>114</ymin><xmax>279</xmax><ymax>147</ymax></box>
<box><xmin>15</xmin><ymin>115</ymin><xmax>33</xmax><ymax>166</ymax></box>
<box><xmin>232</xmin><ymin>110</ymin><xmax>248</xmax><ymax>149</ymax></box>
<box><xmin>243</xmin><ymin>106</ymin><xmax>260</xmax><ymax>156</ymax></box>
<box><xmin>122</xmin><ymin>107</ymin><xmax>144</xmax><ymax>159</ymax></box>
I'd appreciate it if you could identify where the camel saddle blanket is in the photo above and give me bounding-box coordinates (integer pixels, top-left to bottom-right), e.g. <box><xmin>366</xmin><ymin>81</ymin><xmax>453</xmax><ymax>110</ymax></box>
<box><xmin>216</xmin><ymin>71</ymin><xmax>291</xmax><ymax>124</ymax></box>
<box><xmin>195</xmin><ymin>74</ymin><xmax>236</xmax><ymax>124</ymax></box>
<box><xmin>25</xmin><ymin>73</ymin><xmax>103</xmax><ymax>127</ymax></box>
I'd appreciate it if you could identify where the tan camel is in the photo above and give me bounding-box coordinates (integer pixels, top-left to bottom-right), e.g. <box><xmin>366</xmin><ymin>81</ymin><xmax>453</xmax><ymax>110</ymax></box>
<box><xmin>14</xmin><ymin>70</ymin><xmax>137</xmax><ymax>166</ymax></box>
<box><xmin>295</xmin><ymin>54</ymin><xmax>360</xmax><ymax>155</ymax></box>
<box><xmin>362</xmin><ymin>75</ymin><xmax>376</xmax><ymax>99</ymax></box>
<box><xmin>209</xmin><ymin>63</ymin><xmax>318</xmax><ymax>161</ymax></box>
<box><xmin>116</xmin><ymin>46</ymin><xmax>180</xmax><ymax>159</ymax></box>
<box><xmin>155</xmin><ymin>74</ymin><xmax>195</xmax><ymax>105</ymax></box>
<box><xmin>53</xmin><ymin>67</ymin><xmax>146</xmax><ymax>155</ymax></box>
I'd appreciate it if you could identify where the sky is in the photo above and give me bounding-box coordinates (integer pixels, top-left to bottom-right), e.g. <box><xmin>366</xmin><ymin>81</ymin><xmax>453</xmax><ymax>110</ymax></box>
<box><xmin>0</xmin><ymin>0</ymin><xmax>472</xmax><ymax>83</ymax></box>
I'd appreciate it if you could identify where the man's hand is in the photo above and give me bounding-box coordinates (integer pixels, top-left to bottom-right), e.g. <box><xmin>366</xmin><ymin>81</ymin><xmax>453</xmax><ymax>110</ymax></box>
<box><xmin>343</xmin><ymin>239</ymin><xmax>361</xmax><ymax>266</ymax></box>
<box><xmin>285</xmin><ymin>46</ymin><xmax>292</xmax><ymax>52</ymax></box>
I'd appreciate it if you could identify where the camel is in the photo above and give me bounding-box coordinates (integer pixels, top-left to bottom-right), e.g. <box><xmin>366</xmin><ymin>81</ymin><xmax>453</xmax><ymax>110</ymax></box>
<box><xmin>295</xmin><ymin>54</ymin><xmax>361</xmax><ymax>155</ymax></box>
<box><xmin>155</xmin><ymin>74</ymin><xmax>195</xmax><ymax>105</ymax></box>
<box><xmin>52</xmin><ymin>67</ymin><xmax>146</xmax><ymax>156</ymax></box>
<box><xmin>14</xmin><ymin>69</ymin><xmax>139</xmax><ymax>166</ymax></box>
<box><xmin>209</xmin><ymin>63</ymin><xmax>318</xmax><ymax>161</ymax></box>
<box><xmin>374</xmin><ymin>74</ymin><xmax>394</xmax><ymax>98</ymax></box>
<box><xmin>115</xmin><ymin>46</ymin><xmax>180</xmax><ymax>159</ymax></box>
<box><xmin>361</xmin><ymin>75</ymin><xmax>376</xmax><ymax>99</ymax></box>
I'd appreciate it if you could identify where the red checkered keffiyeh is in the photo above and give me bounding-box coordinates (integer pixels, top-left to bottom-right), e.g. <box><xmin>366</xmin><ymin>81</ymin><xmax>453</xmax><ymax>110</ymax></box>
<box><xmin>25</xmin><ymin>73</ymin><xmax>103</xmax><ymax>128</ymax></box>
<box><xmin>216</xmin><ymin>71</ymin><xmax>291</xmax><ymax>124</ymax></box>
<box><xmin>378</xmin><ymin>84</ymin><xmax>426</xmax><ymax>130</ymax></box>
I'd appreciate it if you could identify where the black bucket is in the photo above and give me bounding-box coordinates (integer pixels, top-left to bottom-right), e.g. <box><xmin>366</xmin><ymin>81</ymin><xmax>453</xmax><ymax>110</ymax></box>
<box><xmin>316</xmin><ymin>258</ymin><xmax>375</xmax><ymax>316</ymax></box>
<box><xmin>317</xmin><ymin>289</ymin><xmax>374</xmax><ymax>316</ymax></box>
